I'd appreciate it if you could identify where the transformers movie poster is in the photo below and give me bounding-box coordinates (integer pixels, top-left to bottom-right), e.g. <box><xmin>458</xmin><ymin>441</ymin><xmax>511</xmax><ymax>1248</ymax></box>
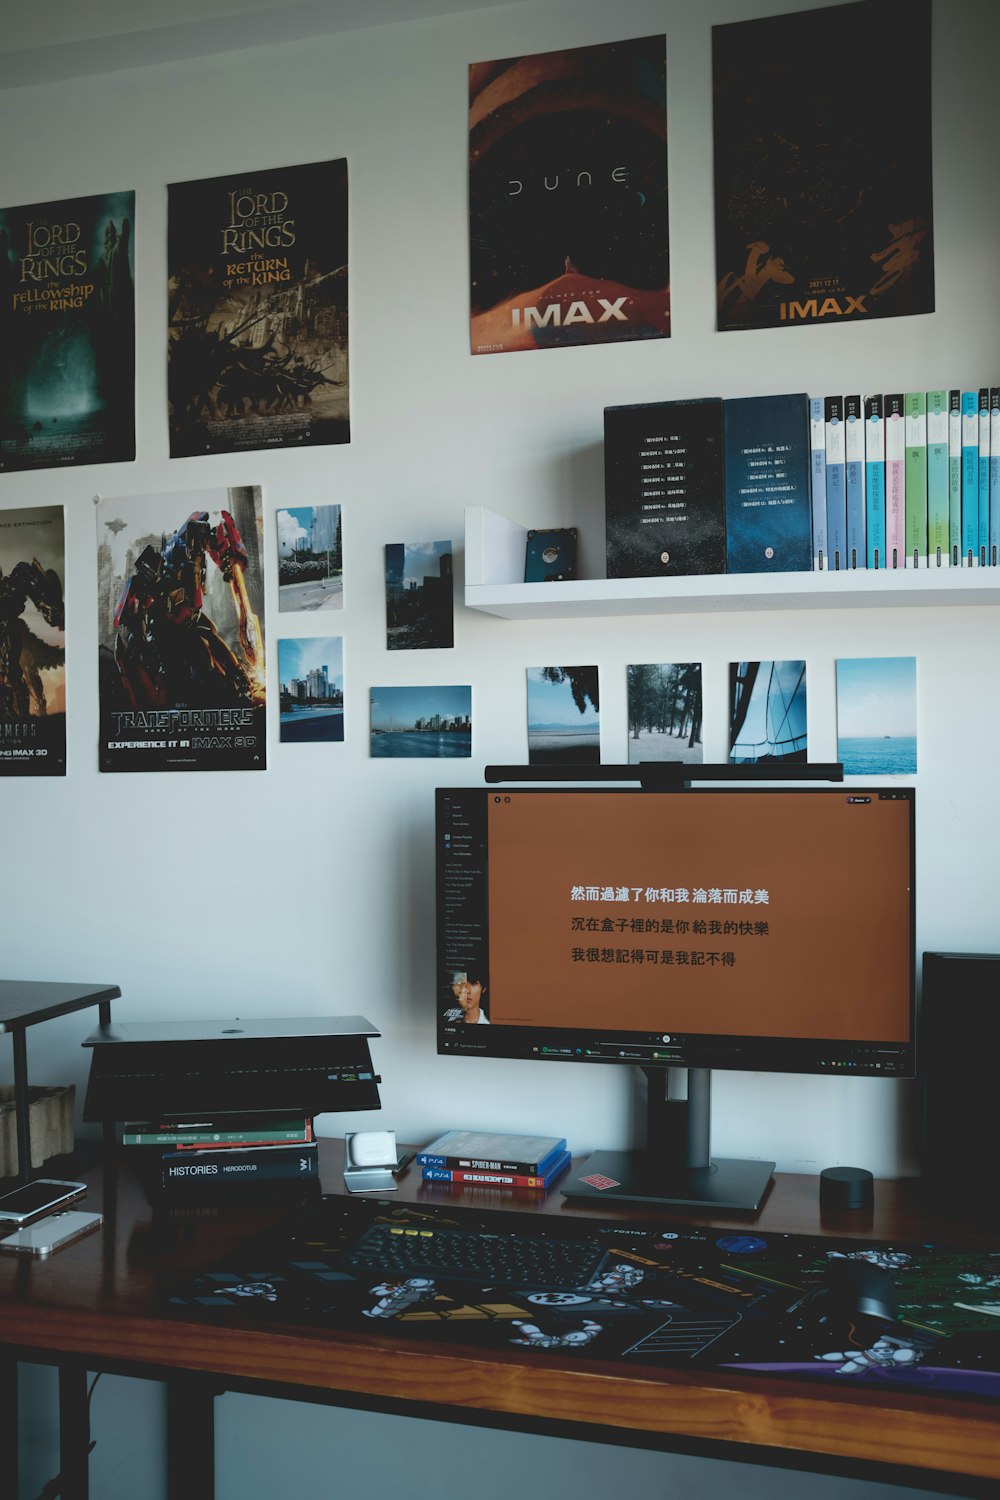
<box><xmin>167</xmin><ymin>160</ymin><xmax>349</xmax><ymax>457</ymax></box>
<box><xmin>469</xmin><ymin>36</ymin><xmax>669</xmax><ymax>354</ymax></box>
<box><xmin>96</xmin><ymin>487</ymin><xmax>266</xmax><ymax>772</ymax></box>
<box><xmin>713</xmin><ymin>0</ymin><xmax>934</xmax><ymax>332</ymax></box>
<box><xmin>0</xmin><ymin>505</ymin><xmax>66</xmax><ymax>776</ymax></box>
<box><xmin>0</xmin><ymin>191</ymin><xmax>135</xmax><ymax>472</ymax></box>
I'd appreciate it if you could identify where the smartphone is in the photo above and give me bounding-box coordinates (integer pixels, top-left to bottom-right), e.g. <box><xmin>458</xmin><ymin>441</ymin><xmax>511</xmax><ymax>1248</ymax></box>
<box><xmin>0</xmin><ymin>1210</ymin><xmax>103</xmax><ymax>1258</ymax></box>
<box><xmin>0</xmin><ymin>1178</ymin><xmax>86</xmax><ymax>1228</ymax></box>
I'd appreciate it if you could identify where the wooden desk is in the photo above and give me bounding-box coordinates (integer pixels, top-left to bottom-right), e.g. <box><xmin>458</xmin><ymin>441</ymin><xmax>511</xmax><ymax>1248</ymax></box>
<box><xmin>1</xmin><ymin>1141</ymin><xmax>997</xmax><ymax>1500</ymax></box>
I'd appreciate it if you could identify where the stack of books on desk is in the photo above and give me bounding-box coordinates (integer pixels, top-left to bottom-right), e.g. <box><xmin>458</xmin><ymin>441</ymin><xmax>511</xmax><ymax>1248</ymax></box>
<box><xmin>418</xmin><ymin>1130</ymin><xmax>570</xmax><ymax>1191</ymax></box>
<box><xmin>123</xmin><ymin>1109</ymin><xmax>318</xmax><ymax>1191</ymax></box>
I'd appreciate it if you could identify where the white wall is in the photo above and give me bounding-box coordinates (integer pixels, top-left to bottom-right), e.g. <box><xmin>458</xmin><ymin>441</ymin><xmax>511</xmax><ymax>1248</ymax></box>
<box><xmin>2</xmin><ymin>1</ymin><xmax>998</xmax><ymax>1496</ymax></box>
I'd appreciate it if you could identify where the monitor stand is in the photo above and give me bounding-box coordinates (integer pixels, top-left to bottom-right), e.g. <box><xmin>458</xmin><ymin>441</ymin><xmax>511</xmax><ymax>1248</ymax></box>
<box><xmin>562</xmin><ymin>1066</ymin><xmax>775</xmax><ymax>1212</ymax></box>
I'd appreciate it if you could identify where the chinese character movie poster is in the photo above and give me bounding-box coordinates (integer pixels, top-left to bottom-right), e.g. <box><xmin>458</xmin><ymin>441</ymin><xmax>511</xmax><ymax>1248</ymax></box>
<box><xmin>167</xmin><ymin>160</ymin><xmax>349</xmax><ymax>456</ymax></box>
<box><xmin>0</xmin><ymin>505</ymin><xmax>65</xmax><ymax>775</ymax></box>
<box><xmin>469</xmin><ymin>36</ymin><xmax>669</xmax><ymax>354</ymax></box>
<box><xmin>0</xmin><ymin>191</ymin><xmax>134</xmax><ymax>472</ymax></box>
<box><xmin>96</xmin><ymin>486</ymin><xmax>266</xmax><ymax>772</ymax></box>
<box><xmin>713</xmin><ymin>0</ymin><xmax>934</xmax><ymax>332</ymax></box>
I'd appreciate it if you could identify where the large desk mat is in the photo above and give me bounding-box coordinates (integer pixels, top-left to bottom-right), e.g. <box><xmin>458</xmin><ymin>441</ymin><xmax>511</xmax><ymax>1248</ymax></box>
<box><xmin>165</xmin><ymin>1195</ymin><xmax>1000</xmax><ymax>1401</ymax></box>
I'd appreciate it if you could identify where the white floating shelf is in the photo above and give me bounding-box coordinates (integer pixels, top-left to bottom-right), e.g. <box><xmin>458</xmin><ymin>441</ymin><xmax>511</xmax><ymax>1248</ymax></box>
<box><xmin>464</xmin><ymin>508</ymin><xmax>1000</xmax><ymax>620</ymax></box>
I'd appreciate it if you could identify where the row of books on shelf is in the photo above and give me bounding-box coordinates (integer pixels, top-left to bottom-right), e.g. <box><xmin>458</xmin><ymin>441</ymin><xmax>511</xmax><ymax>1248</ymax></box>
<box><xmin>603</xmin><ymin>389</ymin><xmax>1000</xmax><ymax>580</ymax></box>
<box><xmin>122</xmin><ymin>1109</ymin><xmax>318</xmax><ymax>1190</ymax></box>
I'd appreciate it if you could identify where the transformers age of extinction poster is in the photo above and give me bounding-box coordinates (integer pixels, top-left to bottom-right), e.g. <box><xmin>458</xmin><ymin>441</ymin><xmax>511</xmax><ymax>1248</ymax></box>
<box><xmin>0</xmin><ymin>505</ymin><xmax>66</xmax><ymax>776</ymax></box>
<box><xmin>0</xmin><ymin>191</ymin><xmax>135</xmax><ymax>473</ymax></box>
<box><xmin>96</xmin><ymin>487</ymin><xmax>266</xmax><ymax>773</ymax></box>
<box><xmin>713</xmin><ymin>0</ymin><xmax>934</xmax><ymax>333</ymax></box>
<box><xmin>469</xmin><ymin>36</ymin><xmax>669</xmax><ymax>354</ymax></box>
<box><xmin>168</xmin><ymin>160</ymin><xmax>349</xmax><ymax>457</ymax></box>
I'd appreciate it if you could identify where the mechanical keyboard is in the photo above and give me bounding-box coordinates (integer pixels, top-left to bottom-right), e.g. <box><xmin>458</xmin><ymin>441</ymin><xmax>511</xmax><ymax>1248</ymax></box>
<box><xmin>343</xmin><ymin>1219</ymin><xmax>608</xmax><ymax>1286</ymax></box>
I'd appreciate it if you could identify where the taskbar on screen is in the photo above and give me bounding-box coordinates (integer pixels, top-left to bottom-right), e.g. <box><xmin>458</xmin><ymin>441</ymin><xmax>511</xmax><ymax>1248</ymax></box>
<box><xmin>438</xmin><ymin>1022</ymin><xmax>911</xmax><ymax>1077</ymax></box>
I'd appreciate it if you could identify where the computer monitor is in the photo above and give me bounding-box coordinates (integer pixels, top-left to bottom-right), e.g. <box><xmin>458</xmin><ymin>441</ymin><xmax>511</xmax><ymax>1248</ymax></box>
<box><xmin>436</xmin><ymin>784</ymin><xmax>915</xmax><ymax>1209</ymax></box>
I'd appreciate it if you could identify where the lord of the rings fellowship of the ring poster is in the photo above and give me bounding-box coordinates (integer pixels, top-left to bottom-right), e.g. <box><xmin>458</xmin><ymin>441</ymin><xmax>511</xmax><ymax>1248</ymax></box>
<box><xmin>0</xmin><ymin>191</ymin><xmax>135</xmax><ymax>472</ymax></box>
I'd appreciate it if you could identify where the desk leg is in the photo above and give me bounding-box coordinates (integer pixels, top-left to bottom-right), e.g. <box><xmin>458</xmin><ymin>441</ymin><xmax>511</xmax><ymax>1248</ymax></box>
<box><xmin>167</xmin><ymin>1380</ymin><xmax>216</xmax><ymax>1500</ymax></box>
<box><xmin>59</xmin><ymin>1366</ymin><xmax>90</xmax><ymax>1500</ymax></box>
<box><xmin>0</xmin><ymin>1353</ymin><xmax>17</xmax><ymax>1499</ymax></box>
<box><xmin>12</xmin><ymin>1027</ymin><xmax>31</xmax><ymax>1184</ymax></box>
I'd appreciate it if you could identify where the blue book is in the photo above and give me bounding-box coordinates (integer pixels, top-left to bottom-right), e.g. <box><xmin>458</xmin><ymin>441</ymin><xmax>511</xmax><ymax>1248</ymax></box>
<box><xmin>990</xmin><ymin>389</ymin><xmax>1000</xmax><ymax>567</ymax></box>
<box><xmin>844</xmin><ymin>394</ymin><xmax>866</xmax><ymax>569</ymax></box>
<box><xmin>864</xmin><ymin>395</ymin><xmax>886</xmax><ymax>569</ymax></box>
<box><xmin>417</xmin><ymin>1129</ymin><xmax>567</xmax><ymax>1174</ymax></box>
<box><xmin>961</xmin><ymin>392</ymin><xmax>979</xmax><ymax>565</ymax></box>
<box><xmin>824</xmin><ymin>396</ymin><xmax>846</xmax><ymax>570</ymax></box>
<box><xmin>808</xmin><ymin>397</ymin><xmax>827</xmax><ymax>569</ymax></box>
<box><xmin>723</xmin><ymin>393</ymin><xmax>812</xmax><ymax>573</ymax></box>
<box><xmin>979</xmin><ymin>388</ymin><xmax>992</xmax><ymax>566</ymax></box>
<box><xmin>948</xmin><ymin>391</ymin><xmax>962</xmax><ymax>567</ymax></box>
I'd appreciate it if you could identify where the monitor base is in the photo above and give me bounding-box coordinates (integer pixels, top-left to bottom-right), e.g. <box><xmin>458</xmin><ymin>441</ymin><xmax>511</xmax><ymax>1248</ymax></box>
<box><xmin>562</xmin><ymin>1150</ymin><xmax>776</xmax><ymax>1212</ymax></box>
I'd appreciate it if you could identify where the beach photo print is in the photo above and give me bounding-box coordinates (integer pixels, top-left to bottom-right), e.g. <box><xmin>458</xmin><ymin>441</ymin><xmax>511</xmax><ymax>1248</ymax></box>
<box><xmin>836</xmin><ymin>656</ymin><xmax>917</xmax><ymax>775</ymax></box>
<box><xmin>526</xmin><ymin>666</ymin><xmax>600</xmax><ymax>765</ymax></box>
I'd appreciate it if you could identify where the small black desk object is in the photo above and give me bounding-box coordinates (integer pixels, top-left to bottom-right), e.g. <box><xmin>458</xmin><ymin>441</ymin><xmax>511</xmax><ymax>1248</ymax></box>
<box><xmin>0</xmin><ymin>981</ymin><xmax>120</xmax><ymax>1184</ymax></box>
<box><xmin>819</xmin><ymin>1164</ymin><xmax>875</xmax><ymax>1213</ymax></box>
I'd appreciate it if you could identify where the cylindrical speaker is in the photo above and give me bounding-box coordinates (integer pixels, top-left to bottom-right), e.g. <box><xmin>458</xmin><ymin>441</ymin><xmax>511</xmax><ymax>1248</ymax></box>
<box><xmin>921</xmin><ymin>951</ymin><xmax>1000</xmax><ymax>1203</ymax></box>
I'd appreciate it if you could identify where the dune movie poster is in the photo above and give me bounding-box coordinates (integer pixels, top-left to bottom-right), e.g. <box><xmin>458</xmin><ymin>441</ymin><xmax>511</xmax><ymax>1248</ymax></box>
<box><xmin>0</xmin><ymin>505</ymin><xmax>66</xmax><ymax>776</ymax></box>
<box><xmin>96</xmin><ymin>486</ymin><xmax>266</xmax><ymax>773</ymax></box>
<box><xmin>167</xmin><ymin>160</ymin><xmax>349</xmax><ymax>457</ymax></box>
<box><xmin>469</xmin><ymin>36</ymin><xmax>669</xmax><ymax>354</ymax></box>
<box><xmin>713</xmin><ymin>0</ymin><xmax>934</xmax><ymax>333</ymax></box>
<box><xmin>0</xmin><ymin>191</ymin><xmax>135</xmax><ymax>473</ymax></box>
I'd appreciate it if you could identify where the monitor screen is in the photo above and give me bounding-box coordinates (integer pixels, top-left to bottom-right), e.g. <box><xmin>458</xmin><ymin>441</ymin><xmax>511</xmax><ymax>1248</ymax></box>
<box><xmin>436</xmin><ymin>786</ymin><xmax>915</xmax><ymax>1078</ymax></box>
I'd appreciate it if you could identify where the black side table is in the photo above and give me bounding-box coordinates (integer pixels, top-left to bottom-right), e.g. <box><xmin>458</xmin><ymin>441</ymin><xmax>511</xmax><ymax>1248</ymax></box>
<box><xmin>0</xmin><ymin>981</ymin><xmax>120</xmax><ymax>1183</ymax></box>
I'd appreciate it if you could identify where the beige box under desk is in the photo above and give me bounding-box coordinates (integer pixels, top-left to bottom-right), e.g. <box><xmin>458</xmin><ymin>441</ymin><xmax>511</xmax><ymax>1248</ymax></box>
<box><xmin>0</xmin><ymin>1084</ymin><xmax>74</xmax><ymax>1176</ymax></box>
